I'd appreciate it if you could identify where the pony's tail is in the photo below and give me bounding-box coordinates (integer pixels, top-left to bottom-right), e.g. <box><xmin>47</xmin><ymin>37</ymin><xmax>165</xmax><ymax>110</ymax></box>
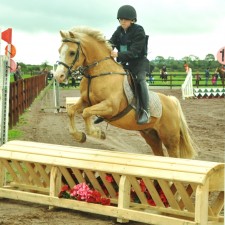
<box><xmin>170</xmin><ymin>96</ymin><xmax>198</xmax><ymax>159</ymax></box>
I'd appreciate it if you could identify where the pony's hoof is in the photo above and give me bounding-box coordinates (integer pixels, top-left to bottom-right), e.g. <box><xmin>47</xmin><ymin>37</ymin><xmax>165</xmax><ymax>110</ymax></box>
<box><xmin>79</xmin><ymin>132</ymin><xmax>86</xmax><ymax>143</ymax></box>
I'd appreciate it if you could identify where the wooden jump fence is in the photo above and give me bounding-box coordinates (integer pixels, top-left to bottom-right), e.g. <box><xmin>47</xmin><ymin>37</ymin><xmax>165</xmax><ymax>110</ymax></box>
<box><xmin>0</xmin><ymin>140</ymin><xmax>224</xmax><ymax>225</ymax></box>
<box><xmin>9</xmin><ymin>75</ymin><xmax>47</xmax><ymax>128</ymax></box>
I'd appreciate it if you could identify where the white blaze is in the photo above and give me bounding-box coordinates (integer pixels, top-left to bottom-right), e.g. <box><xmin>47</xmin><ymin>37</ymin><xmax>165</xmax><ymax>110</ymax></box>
<box><xmin>54</xmin><ymin>44</ymin><xmax>69</xmax><ymax>82</ymax></box>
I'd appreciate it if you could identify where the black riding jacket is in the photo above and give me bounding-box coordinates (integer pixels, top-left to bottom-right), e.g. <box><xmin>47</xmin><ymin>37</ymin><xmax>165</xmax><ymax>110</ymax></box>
<box><xmin>110</xmin><ymin>23</ymin><xmax>149</xmax><ymax>75</ymax></box>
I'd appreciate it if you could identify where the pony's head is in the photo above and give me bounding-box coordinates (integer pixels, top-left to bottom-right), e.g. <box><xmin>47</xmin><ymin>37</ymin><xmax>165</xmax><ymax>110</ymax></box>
<box><xmin>54</xmin><ymin>30</ymin><xmax>85</xmax><ymax>83</ymax></box>
<box><xmin>54</xmin><ymin>26</ymin><xmax>112</xmax><ymax>83</ymax></box>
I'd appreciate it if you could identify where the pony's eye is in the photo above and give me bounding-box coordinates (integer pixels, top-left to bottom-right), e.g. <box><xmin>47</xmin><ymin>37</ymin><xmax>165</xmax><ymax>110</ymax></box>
<box><xmin>69</xmin><ymin>51</ymin><xmax>76</xmax><ymax>57</ymax></box>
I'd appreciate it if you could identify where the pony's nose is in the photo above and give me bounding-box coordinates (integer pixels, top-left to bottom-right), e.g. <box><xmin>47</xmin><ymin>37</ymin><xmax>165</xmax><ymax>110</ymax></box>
<box><xmin>54</xmin><ymin>71</ymin><xmax>66</xmax><ymax>83</ymax></box>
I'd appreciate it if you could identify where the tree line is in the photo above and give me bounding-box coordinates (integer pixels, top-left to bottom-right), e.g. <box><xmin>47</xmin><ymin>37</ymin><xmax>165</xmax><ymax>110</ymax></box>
<box><xmin>17</xmin><ymin>53</ymin><xmax>221</xmax><ymax>75</ymax></box>
<box><xmin>150</xmin><ymin>54</ymin><xmax>220</xmax><ymax>74</ymax></box>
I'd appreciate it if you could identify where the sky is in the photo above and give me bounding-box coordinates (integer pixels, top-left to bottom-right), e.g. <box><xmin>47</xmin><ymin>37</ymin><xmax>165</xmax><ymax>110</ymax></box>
<box><xmin>0</xmin><ymin>0</ymin><xmax>224</xmax><ymax>65</ymax></box>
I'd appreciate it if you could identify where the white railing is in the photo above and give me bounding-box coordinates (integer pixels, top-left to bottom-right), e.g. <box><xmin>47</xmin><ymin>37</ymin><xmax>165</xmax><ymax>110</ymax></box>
<box><xmin>181</xmin><ymin>68</ymin><xmax>194</xmax><ymax>100</ymax></box>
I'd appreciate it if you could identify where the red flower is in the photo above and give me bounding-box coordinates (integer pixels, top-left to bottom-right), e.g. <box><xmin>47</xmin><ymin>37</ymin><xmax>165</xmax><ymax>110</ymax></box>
<box><xmin>101</xmin><ymin>198</ymin><xmax>111</xmax><ymax>205</ymax></box>
<box><xmin>147</xmin><ymin>199</ymin><xmax>156</xmax><ymax>206</ymax></box>
<box><xmin>92</xmin><ymin>190</ymin><xmax>102</xmax><ymax>203</ymax></box>
<box><xmin>105</xmin><ymin>175</ymin><xmax>114</xmax><ymax>183</ymax></box>
<box><xmin>61</xmin><ymin>184</ymin><xmax>69</xmax><ymax>192</ymax></box>
<box><xmin>139</xmin><ymin>179</ymin><xmax>146</xmax><ymax>192</ymax></box>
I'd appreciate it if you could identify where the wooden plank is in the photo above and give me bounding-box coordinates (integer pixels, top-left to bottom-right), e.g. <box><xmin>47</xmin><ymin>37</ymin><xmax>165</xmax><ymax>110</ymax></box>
<box><xmin>1</xmin><ymin>159</ymin><xmax>19</xmax><ymax>183</ymax></box>
<box><xmin>23</xmin><ymin>162</ymin><xmax>43</xmax><ymax>187</ymax></box>
<box><xmin>176</xmin><ymin>184</ymin><xmax>195</xmax><ymax>210</ymax></box>
<box><xmin>11</xmin><ymin>160</ymin><xmax>30</xmax><ymax>184</ymax></box>
<box><xmin>112</xmin><ymin>173</ymin><xmax>121</xmax><ymax>187</ymax></box>
<box><xmin>59</xmin><ymin>167</ymin><xmax>76</xmax><ymax>188</ymax></box>
<box><xmin>210</xmin><ymin>191</ymin><xmax>224</xmax><ymax>216</ymax></box>
<box><xmin>173</xmin><ymin>181</ymin><xmax>195</xmax><ymax>212</ymax></box>
<box><xmin>98</xmin><ymin>171</ymin><xmax>117</xmax><ymax>198</ymax></box>
<box><xmin>128</xmin><ymin>176</ymin><xmax>148</xmax><ymax>205</ymax></box>
<box><xmin>0</xmin><ymin>151</ymin><xmax>210</xmax><ymax>184</ymax></box>
<box><xmin>71</xmin><ymin>168</ymin><xmax>85</xmax><ymax>183</ymax></box>
<box><xmin>8</xmin><ymin>182</ymin><xmax>49</xmax><ymax>193</ymax></box>
<box><xmin>1</xmin><ymin>140</ymin><xmax>221</xmax><ymax>170</ymax></box>
<box><xmin>34</xmin><ymin>164</ymin><xmax>50</xmax><ymax>187</ymax></box>
<box><xmin>157</xmin><ymin>179</ymin><xmax>180</xmax><ymax>210</ymax></box>
<box><xmin>142</xmin><ymin>178</ymin><xmax>165</xmax><ymax>207</ymax></box>
<box><xmin>0</xmin><ymin>188</ymin><xmax>203</xmax><ymax>225</ymax></box>
<box><xmin>84</xmin><ymin>170</ymin><xmax>106</xmax><ymax>197</ymax></box>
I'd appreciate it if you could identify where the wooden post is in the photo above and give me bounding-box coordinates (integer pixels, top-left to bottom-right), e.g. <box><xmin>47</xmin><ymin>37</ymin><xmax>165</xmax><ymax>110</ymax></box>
<box><xmin>49</xmin><ymin>166</ymin><xmax>62</xmax><ymax>210</ymax></box>
<box><xmin>0</xmin><ymin>162</ymin><xmax>5</xmax><ymax>199</ymax></box>
<box><xmin>170</xmin><ymin>73</ymin><xmax>172</xmax><ymax>89</ymax></box>
<box><xmin>195</xmin><ymin>178</ymin><xmax>209</xmax><ymax>224</ymax></box>
<box><xmin>117</xmin><ymin>175</ymin><xmax>131</xmax><ymax>223</ymax></box>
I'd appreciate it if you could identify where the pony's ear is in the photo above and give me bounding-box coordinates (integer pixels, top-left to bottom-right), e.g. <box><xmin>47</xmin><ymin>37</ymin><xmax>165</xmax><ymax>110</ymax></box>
<box><xmin>69</xmin><ymin>31</ymin><xmax>75</xmax><ymax>38</ymax></box>
<box><xmin>60</xmin><ymin>31</ymin><xmax>66</xmax><ymax>38</ymax></box>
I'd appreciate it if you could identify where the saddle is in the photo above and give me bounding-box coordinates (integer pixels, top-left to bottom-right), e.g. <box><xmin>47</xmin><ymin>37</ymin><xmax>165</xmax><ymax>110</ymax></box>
<box><xmin>106</xmin><ymin>71</ymin><xmax>162</xmax><ymax>122</ymax></box>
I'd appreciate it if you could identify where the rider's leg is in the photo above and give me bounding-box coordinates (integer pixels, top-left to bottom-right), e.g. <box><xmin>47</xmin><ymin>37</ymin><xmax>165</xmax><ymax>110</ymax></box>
<box><xmin>136</xmin><ymin>71</ymin><xmax>150</xmax><ymax>124</ymax></box>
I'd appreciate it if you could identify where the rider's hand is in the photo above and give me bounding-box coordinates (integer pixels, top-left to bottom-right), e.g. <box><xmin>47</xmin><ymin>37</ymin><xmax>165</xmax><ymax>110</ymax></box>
<box><xmin>111</xmin><ymin>51</ymin><xmax>118</xmax><ymax>58</ymax></box>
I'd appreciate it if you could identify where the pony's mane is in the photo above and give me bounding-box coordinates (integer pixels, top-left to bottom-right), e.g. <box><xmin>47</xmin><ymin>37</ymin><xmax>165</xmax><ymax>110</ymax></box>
<box><xmin>69</xmin><ymin>26</ymin><xmax>112</xmax><ymax>51</ymax></box>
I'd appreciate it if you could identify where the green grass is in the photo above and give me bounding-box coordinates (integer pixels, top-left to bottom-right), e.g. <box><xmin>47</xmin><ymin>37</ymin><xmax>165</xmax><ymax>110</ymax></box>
<box><xmin>8</xmin><ymin>129</ymin><xmax>23</xmax><ymax>140</ymax></box>
<box><xmin>7</xmin><ymin>110</ymin><xmax>29</xmax><ymax>140</ymax></box>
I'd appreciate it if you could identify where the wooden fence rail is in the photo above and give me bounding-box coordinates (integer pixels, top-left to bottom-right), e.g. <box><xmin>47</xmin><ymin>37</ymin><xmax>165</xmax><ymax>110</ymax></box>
<box><xmin>9</xmin><ymin>75</ymin><xmax>47</xmax><ymax>128</ymax></box>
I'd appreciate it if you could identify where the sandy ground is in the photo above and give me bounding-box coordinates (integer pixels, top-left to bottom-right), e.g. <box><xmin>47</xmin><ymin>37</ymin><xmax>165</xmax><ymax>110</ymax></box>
<box><xmin>0</xmin><ymin>88</ymin><xmax>224</xmax><ymax>225</ymax></box>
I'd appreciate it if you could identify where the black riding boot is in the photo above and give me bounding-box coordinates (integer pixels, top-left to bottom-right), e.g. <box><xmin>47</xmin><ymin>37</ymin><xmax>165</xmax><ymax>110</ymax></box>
<box><xmin>137</xmin><ymin>80</ymin><xmax>150</xmax><ymax>124</ymax></box>
<box><xmin>94</xmin><ymin>117</ymin><xmax>104</xmax><ymax>124</ymax></box>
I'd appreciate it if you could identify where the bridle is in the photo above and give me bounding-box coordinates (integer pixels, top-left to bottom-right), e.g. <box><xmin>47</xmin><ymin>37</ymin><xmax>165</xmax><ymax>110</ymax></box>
<box><xmin>57</xmin><ymin>38</ymin><xmax>81</xmax><ymax>77</ymax></box>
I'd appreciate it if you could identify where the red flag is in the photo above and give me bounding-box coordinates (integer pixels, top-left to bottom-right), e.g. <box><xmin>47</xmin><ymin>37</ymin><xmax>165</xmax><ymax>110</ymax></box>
<box><xmin>1</xmin><ymin>28</ymin><xmax>12</xmax><ymax>44</ymax></box>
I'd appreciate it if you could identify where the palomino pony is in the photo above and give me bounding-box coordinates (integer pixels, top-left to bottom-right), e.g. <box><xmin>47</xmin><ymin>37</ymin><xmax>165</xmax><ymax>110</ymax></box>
<box><xmin>54</xmin><ymin>26</ymin><xmax>197</xmax><ymax>159</ymax></box>
<box><xmin>215</xmin><ymin>67</ymin><xmax>225</xmax><ymax>88</ymax></box>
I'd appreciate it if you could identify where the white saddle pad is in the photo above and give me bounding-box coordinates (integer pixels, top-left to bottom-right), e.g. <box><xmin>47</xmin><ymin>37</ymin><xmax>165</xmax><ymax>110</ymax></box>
<box><xmin>123</xmin><ymin>76</ymin><xmax>162</xmax><ymax>118</ymax></box>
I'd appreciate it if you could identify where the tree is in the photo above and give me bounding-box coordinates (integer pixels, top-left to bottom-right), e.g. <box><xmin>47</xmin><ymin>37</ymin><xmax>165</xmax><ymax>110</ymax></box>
<box><xmin>154</xmin><ymin>56</ymin><xmax>165</xmax><ymax>70</ymax></box>
<box><xmin>205</xmin><ymin>54</ymin><xmax>215</xmax><ymax>62</ymax></box>
<box><xmin>155</xmin><ymin>56</ymin><xmax>165</xmax><ymax>63</ymax></box>
<box><xmin>205</xmin><ymin>54</ymin><xmax>215</xmax><ymax>68</ymax></box>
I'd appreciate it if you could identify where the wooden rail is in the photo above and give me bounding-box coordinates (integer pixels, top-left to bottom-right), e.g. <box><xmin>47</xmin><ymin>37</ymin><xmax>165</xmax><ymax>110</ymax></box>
<box><xmin>0</xmin><ymin>140</ymin><xmax>224</xmax><ymax>225</ymax></box>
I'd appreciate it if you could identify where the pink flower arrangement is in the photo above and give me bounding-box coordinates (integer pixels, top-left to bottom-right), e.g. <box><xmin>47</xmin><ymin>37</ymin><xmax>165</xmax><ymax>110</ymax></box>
<box><xmin>58</xmin><ymin>183</ymin><xmax>110</xmax><ymax>206</ymax></box>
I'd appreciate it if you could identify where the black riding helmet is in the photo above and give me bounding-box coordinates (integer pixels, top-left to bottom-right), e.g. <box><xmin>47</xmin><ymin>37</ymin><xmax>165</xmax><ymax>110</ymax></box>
<box><xmin>117</xmin><ymin>5</ymin><xmax>137</xmax><ymax>22</ymax></box>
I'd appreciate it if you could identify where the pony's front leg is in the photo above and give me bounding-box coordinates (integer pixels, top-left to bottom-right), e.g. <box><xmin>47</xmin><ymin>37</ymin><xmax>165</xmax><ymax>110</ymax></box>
<box><xmin>82</xmin><ymin>101</ymin><xmax>113</xmax><ymax>140</ymax></box>
<box><xmin>83</xmin><ymin>116</ymin><xmax>106</xmax><ymax>140</ymax></box>
<box><xmin>67</xmin><ymin>99</ymin><xmax>86</xmax><ymax>143</ymax></box>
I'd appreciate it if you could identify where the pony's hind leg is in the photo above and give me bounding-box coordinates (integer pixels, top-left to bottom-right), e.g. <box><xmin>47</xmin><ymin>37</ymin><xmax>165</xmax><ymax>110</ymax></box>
<box><xmin>160</xmin><ymin>132</ymin><xmax>180</xmax><ymax>158</ymax></box>
<box><xmin>140</xmin><ymin>129</ymin><xmax>164</xmax><ymax>156</ymax></box>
